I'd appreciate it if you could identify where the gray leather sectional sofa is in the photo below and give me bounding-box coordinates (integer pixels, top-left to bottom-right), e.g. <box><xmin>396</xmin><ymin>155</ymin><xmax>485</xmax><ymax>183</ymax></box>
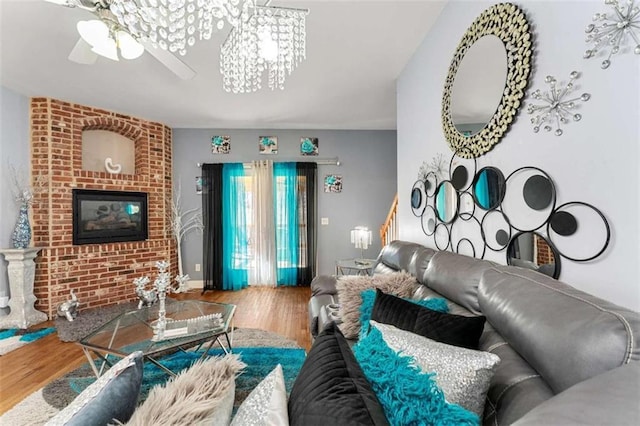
<box><xmin>309</xmin><ymin>240</ymin><xmax>640</xmax><ymax>425</ymax></box>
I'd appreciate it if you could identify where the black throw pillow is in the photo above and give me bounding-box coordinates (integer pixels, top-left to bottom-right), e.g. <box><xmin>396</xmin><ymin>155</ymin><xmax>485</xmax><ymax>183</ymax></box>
<box><xmin>288</xmin><ymin>322</ymin><xmax>389</xmax><ymax>426</ymax></box>
<box><xmin>371</xmin><ymin>288</ymin><xmax>486</xmax><ymax>350</ymax></box>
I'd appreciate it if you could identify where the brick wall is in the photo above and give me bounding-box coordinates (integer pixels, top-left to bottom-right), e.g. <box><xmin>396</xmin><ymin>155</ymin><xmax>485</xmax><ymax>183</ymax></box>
<box><xmin>30</xmin><ymin>98</ymin><xmax>177</xmax><ymax>318</ymax></box>
<box><xmin>535</xmin><ymin>233</ymin><xmax>555</xmax><ymax>266</ymax></box>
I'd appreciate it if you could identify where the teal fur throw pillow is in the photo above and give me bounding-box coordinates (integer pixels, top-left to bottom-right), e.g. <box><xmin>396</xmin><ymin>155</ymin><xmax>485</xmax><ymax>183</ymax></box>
<box><xmin>353</xmin><ymin>326</ymin><xmax>478</xmax><ymax>426</ymax></box>
<box><xmin>359</xmin><ymin>289</ymin><xmax>449</xmax><ymax>339</ymax></box>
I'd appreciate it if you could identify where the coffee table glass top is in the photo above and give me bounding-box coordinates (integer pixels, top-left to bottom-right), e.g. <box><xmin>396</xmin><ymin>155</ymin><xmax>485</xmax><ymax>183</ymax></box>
<box><xmin>79</xmin><ymin>300</ymin><xmax>236</xmax><ymax>358</ymax></box>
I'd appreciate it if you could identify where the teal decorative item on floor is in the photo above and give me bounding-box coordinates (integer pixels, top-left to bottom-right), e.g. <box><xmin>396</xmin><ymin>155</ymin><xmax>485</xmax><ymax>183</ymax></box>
<box><xmin>0</xmin><ymin>327</ymin><xmax>56</xmax><ymax>356</ymax></box>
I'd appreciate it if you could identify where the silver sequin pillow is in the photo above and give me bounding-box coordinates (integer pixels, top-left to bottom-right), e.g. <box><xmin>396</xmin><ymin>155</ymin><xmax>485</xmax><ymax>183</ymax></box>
<box><xmin>231</xmin><ymin>364</ymin><xmax>289</xmax><ymax>426</ymax></box>
<box><xmin>371</xmin><ymin>321</ymin><xmax>500</xmax><ymax>416</ymax></box>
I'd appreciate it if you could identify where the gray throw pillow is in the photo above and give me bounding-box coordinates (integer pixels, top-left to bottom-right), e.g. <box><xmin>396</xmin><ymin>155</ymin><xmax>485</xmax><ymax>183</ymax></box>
<box><xmin>45</xmin><ymin>351</ymin><xmax>144</xmax><ymax>426</ymax></box>
<box><xmin>372</xmin><ymin>321</ymin><xmax>500</xmax><ymax>416</ymax></box>
<box><xmin>336</xmin><ymin>271</ymin><xmax>418</xmax><ymax>339</ymax></box>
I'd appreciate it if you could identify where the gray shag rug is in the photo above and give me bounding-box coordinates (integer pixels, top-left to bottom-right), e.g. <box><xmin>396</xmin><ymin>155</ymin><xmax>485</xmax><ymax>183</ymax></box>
<box><xmin>0</xmin><ymin>328</ymin><xmax>301</xmax><ymax>426</ymax></box>
<box><xmin>55</xmin><ymin>301</ymin><xmax>146</xmax><ymax>342</ymax></box>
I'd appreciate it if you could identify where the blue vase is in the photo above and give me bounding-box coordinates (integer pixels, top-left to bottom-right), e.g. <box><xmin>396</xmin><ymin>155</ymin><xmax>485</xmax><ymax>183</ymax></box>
<box><xmin>12</xmin><ymin>204</ymin><xmax>31</xmax><ymax>249</ymax></box>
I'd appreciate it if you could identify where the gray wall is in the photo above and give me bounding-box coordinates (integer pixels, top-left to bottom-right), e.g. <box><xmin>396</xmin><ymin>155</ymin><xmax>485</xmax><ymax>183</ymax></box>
<box><xmin>172</xmin><ymin>129</ymin><xmax>397</xmax><ymax>280</ymax></box>
<box><xmin>397</xmin><ymin>0</ymin><xmax>640</xmax><ymax>311</ymax></box>
<box><xmin>0</xmin><ymin>86</ymin><xmax>31</xmax><ymax>307</ymax></box>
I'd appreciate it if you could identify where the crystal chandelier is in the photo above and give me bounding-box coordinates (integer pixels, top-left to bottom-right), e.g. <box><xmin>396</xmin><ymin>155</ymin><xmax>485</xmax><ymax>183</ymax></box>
<box><xmin>110</xmin><ymin>0</ymin><xmax>250</xmax><ymax>55</ymax></box>
<box><xmin>220</xmin><ymin>4</ymin><xmax>309</xmax><ymax>93</ymax></box>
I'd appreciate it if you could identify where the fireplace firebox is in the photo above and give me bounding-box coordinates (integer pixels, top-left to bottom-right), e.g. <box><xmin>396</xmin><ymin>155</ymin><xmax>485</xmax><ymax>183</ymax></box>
<box><xmin>72</xmin><ymin>189</ymin><xmax>148</xmax><ymax>245</ymax></box>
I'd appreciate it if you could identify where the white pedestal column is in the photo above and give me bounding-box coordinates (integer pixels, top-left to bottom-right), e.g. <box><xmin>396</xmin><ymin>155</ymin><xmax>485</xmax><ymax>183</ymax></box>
<box><xmin>0</xmin><ymin>248</ymin><xmax>47</xmax><ymax>329</ymax></box>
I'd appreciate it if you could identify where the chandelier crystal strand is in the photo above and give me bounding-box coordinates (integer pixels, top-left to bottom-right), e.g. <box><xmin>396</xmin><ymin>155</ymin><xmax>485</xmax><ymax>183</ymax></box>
<box><xmin>220</xmin><ymin>5</ymin><xmax>308</xmax><ymax>93</ymax></box>
<box><xmin>110</xmin><ymin>0</ymin><xmax>250</xmax><ymax>55</ymax></box>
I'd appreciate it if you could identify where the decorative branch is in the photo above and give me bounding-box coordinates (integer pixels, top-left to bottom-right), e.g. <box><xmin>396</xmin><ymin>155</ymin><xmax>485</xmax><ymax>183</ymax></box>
<box><xmin>168</xmin><ymin>181</ymin><xmax>204</xmax><ymax>277</ymax></box>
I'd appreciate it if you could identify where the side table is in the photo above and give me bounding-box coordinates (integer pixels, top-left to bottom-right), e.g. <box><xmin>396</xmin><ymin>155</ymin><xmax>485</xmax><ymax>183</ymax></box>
<box><xmin>335</xmin><ymin>259</ymin><xmax>377</xmax><ymax>276</ymax></box>
<box><xmin>0</xmin><ymin>248</ymin><xmax>48</xmax><ymax>329</ymax></box>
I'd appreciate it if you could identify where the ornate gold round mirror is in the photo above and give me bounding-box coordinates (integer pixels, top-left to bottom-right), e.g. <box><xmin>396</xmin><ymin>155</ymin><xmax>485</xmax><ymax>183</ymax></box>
<box><xmin>442</xmin><ymin>3</ymin><xmax>533</xmax><ymax>158</ymax></box>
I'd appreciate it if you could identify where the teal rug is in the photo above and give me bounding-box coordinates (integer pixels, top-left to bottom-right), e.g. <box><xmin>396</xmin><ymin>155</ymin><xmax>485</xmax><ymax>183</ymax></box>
<box><xmin>0</xmin><ymin>327</ymin><xmax>56</xmax><ymax>356</ymax></box>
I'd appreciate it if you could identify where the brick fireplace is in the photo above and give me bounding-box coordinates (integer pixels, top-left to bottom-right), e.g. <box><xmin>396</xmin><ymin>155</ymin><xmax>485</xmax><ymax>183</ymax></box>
<box><xmin>30</xmin><ymin>98</ymin><xmax>177</xmax><ymax>318</ymax></box>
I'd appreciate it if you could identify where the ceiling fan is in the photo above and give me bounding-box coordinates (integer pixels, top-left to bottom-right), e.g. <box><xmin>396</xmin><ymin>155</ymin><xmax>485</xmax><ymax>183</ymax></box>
<box><xmin>43</xmin><ymin>0</ymin><xmax>196</xmax><ymax>80</ymax></box>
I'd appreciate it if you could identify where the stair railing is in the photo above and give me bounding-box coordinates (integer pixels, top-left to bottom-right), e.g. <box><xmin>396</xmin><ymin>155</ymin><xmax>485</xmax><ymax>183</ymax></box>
<box><xmin>380</xmin><ymin>194</ymin><xmax>398</xmax><ymax>247</ymax></box>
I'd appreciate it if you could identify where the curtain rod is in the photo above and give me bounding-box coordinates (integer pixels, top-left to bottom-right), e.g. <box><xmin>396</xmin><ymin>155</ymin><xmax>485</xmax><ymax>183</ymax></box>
<box><xmin>197</xmin><ymin>157</ymin><xmax>340</xmax><ymax>168</ymax></box>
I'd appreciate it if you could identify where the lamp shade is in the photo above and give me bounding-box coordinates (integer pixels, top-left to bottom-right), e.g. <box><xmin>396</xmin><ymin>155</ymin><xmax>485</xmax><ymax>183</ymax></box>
<box><xmin>351</xmin><ymin>226</ymin><xmax>372</xmax><ymax>250</ymax></box>
<box><xmin>77</xmin><ymin>20</ymin><xmax>109</xmax><ymax>48</ymax></box>
<box><xmin>117</xmin><ymin>31</ymin><xmax>145</xmax><ymax>59</ymax></box>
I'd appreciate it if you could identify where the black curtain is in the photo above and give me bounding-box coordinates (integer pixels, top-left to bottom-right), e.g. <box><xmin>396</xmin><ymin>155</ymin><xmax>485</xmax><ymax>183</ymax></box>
<box><xmin>202</xmin><ymin>163</ymin><xmax>223</xmax><ymax>292</ymax></box>
<box><xmin>297</xmin><ymin>162</ymin><xmax>317</xmax><ymax>286</ymax></box>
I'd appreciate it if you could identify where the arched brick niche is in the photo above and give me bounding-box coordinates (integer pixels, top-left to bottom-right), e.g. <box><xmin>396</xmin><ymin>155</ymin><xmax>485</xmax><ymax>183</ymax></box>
<box><xmin>30</xmin><ymin>98</ymin><xmax>177</xmax><ymax>317</ymax></box>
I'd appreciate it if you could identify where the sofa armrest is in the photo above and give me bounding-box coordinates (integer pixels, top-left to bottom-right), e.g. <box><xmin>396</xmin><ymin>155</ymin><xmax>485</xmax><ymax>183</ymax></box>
<box><xmin>513</xmin><ymin>362</ymin><xmax>640</xmax><ymax>425</ymax></box>
<box><xmin>311</xmin><ymin>275</ymin><xmax>338</xmax><ymax>296</ymax></box>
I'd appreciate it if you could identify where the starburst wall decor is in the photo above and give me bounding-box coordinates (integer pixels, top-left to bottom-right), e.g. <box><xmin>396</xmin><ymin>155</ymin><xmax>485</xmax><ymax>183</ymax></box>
<box><xmin>584</xmin><ymin>0</ymin><xmax>640</xmax><ymax>69</ymax></box>
<box><xmin>527</xmin><ymin>71</ymin><xmax>591</xmax><ymax>136</ymax></box>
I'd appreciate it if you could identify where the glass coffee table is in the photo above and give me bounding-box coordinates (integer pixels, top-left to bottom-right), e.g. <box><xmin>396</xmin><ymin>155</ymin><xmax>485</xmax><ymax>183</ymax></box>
<box><xmin>336</xmin><ymin>259</ymin><xmax>377</xmax><ymax>276</ymax></box>
<box><xmin>78</xmin><ymin>300</ymin><xmax>236</xmax><ymax>378</ymax></box>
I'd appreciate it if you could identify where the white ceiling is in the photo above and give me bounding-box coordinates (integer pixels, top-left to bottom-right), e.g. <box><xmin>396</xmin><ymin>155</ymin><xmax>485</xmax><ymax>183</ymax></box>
<box><xmin>0</xmin><ymin>0</ymin><xmax>446</xmax><ymax>129</ymax></box>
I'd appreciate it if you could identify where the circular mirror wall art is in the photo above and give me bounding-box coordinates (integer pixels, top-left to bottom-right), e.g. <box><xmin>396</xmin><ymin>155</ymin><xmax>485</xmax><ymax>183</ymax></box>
<box><xmin>421</xmin><ymin>206</ymin><xmax>438</xmax><ymax>236</ymax></box>
<box><xmin>435</xmin><ymin>181</ymin><xmax>459</xmax><ymax>224</ymax></box>
<box><xmin>501</xmin><ymin>167</ymin><xmax>556</xmax><ymax>232</ymax></box>
<box><xmin>425</xmin><ymin>171</ymin><xmax>438</xmax><ymax>197</ymax></box>
<box><xmin>450</xmin><ymin>216</ymin><xmax>485</xmax><ymax>259</ymax></box>
<box><xmin>507</xmin><ymin>231</ymin><xmax>561</xmax><ymax>279</ymax></box>
<box><xmin>434</xmin><ymin>223</ymin><xmax>451</xmax><ymax>251</ymax></box>
<box><xmin>458</xmin><ymin>191</ymin><xmax>476</xmax><ymax>220</ymax></box>
<box><xmin>546</xmin><ymin>201</ymin><xmax>610</xmax><ymax>262</ymax></box>
<box><xmin>481</xmin><ymin>209</ymin><xmax>512</xmax><ymax>251</ymax></box>
<box><xmin>411</xmin><ymin>180</ymin><xmax>427</xmax><ymax>217</ymax></box>
<box><xmin>449</xmin><ymin>153</ymin><xmax>477</xmax><ymax>192</ymax></box>
<box><xmin>472</xmin><ymin>167</ymin><xmax>506</xmax><ymax>211</ymax></box>
<box><xmin>442</xmin><ymin>3</ymin><xmax>532</xmax><ymax>158</ymax></box>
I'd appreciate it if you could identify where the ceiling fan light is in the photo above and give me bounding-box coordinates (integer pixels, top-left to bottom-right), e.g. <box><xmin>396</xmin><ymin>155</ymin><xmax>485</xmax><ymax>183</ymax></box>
<box><xmin>77</xmin><ymin>20</ymin><xmax>109</xmax><ymax>48</ymax></box>
<box><xmin>91</xmin><ymin>37</ymin><xmax>119</xmax><ymax>61</ymax></box>
<box><xmin>117</xmin><ymin>31</ymin><xmax>145</xmax><ymax>60</ymax></box>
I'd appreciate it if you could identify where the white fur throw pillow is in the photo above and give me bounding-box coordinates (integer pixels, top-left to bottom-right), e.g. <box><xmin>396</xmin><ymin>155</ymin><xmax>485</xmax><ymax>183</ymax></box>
<box><xmin>125</xmin><ymin>354</ymin><xmax>246</xmax><ymax>426</ymax></box>
<box><xmin>337</xmin><ymin>271</ymin><xmax>418</xmax><ymax>339</ymax></box>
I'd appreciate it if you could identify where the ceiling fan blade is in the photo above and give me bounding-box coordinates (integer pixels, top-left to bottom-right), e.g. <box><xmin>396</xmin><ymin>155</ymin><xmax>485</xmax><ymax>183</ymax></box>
<box><xmin>141</xmin><ymin>41</ymin><xmax>196</xmax><ymax>80</ymax></box>
<box><xmin>68</xmin><ymin>38</ymin><xmax>98</xmax><ymax>65</ymax></box>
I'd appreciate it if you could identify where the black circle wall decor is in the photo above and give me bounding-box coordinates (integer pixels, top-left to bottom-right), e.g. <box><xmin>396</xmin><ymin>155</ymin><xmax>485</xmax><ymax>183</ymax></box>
<box><xmin>421</xmin><ymin>206</ymin><xmax>438</xmax><ymax>236</ymax></box>
<box><xmin>411</xmin><ymin>180</ymin><xmax>427</xmax><ymax>217</ymax></box>
<box><xmin>549</xmin><ymin>211</ymin><xmax>578</xmax><ymax>236</ymax></box>
<box><xmin>507</xmin><ymin>231</ymin><xmax>561</xmax><ymax>279</ymax></box>
<box><xmin>434</xmin><ymin>223</ymin><xmax>451</xmax><ymax>251</ymax></box>
<box><xmin>450</xmin><ymin>215</ymin><xmax>485</xmax><ymax>259</ymax></box>
<box><xmin>425</xmin><ymin>172</ymin><xmax>438</xmax><ymax>197</ymax></box>
<box><xmin>449</xmin><ymin>153</ymin><xmax>477</xmax><ymax>192</ymax></box>
<box><xmin>456</xmin><ymin>239</ymin><xmax>476</xmax><ymax>258</ymax></box>
<box><xmin>481</xmin><ymin>209</ymin><xmax>512</xmax><ymax>252</ymax></box>
<box><xmin>472</xmin><ymin>167</ymin><xmax>506</xmax><ymax>211</ymax></box>
<box><xmin>458</xmin><ymin>191</ymin><xmax>476</xmax><ymax>220</ymax></box>
<box><xmin>546</xmin><ymin>202</ymin><xmax>610</xmax><ymax>262</ymax></box>
<box><xmin>523</xmin><ymin>175</ymin><xmax>554</xmax><ymax>210</ymax></box>
<box><xmin>501</xmin><ymin>167</ymin><xmax>556</xmax><ymax>232</ymax></box>
<box><xmin>435</xmin><ymin>181</ymin><xmax>459</xmax><ymax>224</ymax></box>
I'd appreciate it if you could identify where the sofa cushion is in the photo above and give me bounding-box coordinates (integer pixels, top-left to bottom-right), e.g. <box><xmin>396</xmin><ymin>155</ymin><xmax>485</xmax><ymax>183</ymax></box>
<box><xmin>353</xmin><ymin>323</ymin><xmax>478</xmax><ymax>425</ymax></box>
<box><xmin>372</xmin><ymin>321</ymin><xmax>500</xmax><ymax>416</ymax></box>
<box><xmin>423</xmin><ymin>250</ymin><xmax>494</xmax><ymax>315</ymax></box>
<box><xmin>336</xmin><ymin>272</ymin><xmax>418</xmax><ymax>339</ymax></box>
<box><xmin>46</xmin><ymin>351</ymin><xmax>143</xmax><ymax>426</ymax></box>
<box><xmin>231</xmin><ymin>364</ymin><xmax>288</xmax><ymax>426</ymax></box>
<box><xmin>359</xmin><ymin>288</ymin><xmax>448</xmax><ymax>338</ymax></box>
<box><xmin>371</xmin><ymin>288</ymin><xmax>486</xmax><ymax>350</ymax></box>
<box><xmin>371</xmin><ymin>240</ymin><xmax>430</xmax><ymax>274</ymax></box>
<box><xmin>310</xmin><ymin>275</ymin><xmax>338</xmax><ymax>297</ymax></box>
<box><xmin>512</xmin><ymin>362</ymin><xmax>640</xmax><ymax>426</ymax></box>
<box><xmin>125</xmin><ymin>354</ymin><xmax>245</xmax><ymax>426</ymax></box>
<box><xmin>479</xmin><ymin>266</ymin><xmax>640</xmax><ymax>393</ymax></box>
<box><xmin>288</xmin><ymin>322</ymin><xmax>388</xmax><ymax>426</ymax></box>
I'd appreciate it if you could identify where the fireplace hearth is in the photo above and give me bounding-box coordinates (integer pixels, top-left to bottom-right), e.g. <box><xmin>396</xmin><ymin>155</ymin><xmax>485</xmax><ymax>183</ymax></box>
<box><xmin>72</xmin><ymin>189</ymin><xmax>148</xmax><ymax>245</ymax></box>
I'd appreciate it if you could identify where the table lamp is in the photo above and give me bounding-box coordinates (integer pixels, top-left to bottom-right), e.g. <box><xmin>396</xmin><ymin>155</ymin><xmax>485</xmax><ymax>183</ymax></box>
<box><xmin>350</xmin><ymin>226</ymin><xmax>372</xmax><ymax>265</ymax></box>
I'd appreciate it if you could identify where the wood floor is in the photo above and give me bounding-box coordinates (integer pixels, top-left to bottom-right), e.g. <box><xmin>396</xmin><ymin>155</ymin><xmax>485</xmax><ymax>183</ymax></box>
<box><xmin>0</xmin><ymin>286</ymin><xmax>311</xmax><ymax>414</ymax></box>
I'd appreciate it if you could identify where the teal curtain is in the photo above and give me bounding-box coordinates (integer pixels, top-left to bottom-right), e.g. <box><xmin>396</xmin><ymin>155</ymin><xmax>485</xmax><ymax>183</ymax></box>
<box><xmin>222</xmin><ymin>163</ymin><xmax>248</xmax><ymax>290</ymax></box>
<box><xmin>274</xmin><ymin>163</ymin><xmax>299</xmax><ymax>286</ymax></box>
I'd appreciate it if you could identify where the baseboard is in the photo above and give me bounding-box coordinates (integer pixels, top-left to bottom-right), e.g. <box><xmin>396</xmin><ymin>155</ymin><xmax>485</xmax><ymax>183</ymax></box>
<box><xmin>188</xmin><ymin>280</ymin><xmax>204</xmax><ymax>289</ymax></box>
